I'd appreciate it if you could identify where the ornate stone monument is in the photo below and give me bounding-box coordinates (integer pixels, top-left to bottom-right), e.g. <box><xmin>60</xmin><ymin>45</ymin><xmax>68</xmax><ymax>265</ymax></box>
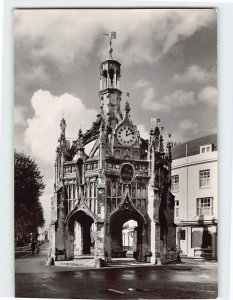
<box><xmin>49</xmin><ymin>33</ymin><xmax>176</xmax><ymax>265</ymax></box>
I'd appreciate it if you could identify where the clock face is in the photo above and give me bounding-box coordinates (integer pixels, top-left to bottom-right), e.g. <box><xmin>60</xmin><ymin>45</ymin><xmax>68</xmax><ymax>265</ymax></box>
<box><xmin>116</xmin><ymin>125</ymin><xmax>137</xmax><ymax>146</ymax></box>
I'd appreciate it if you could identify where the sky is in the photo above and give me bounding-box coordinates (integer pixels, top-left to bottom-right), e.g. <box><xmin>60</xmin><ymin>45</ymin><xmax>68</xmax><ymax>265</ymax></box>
<box><xmin>14</xmin><ymin>8</ymin><xmax>217</xmax><ymax>229</ymax></box>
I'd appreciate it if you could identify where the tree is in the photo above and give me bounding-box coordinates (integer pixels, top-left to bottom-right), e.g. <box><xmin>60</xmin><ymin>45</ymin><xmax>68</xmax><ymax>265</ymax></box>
<box><xmin>14</xmin><ymin>151</ymin><xmax>45</xmax><ymax>245</ymax></box>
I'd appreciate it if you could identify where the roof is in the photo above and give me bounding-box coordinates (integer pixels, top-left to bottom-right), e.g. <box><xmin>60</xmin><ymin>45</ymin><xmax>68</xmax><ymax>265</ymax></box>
<box><xmin>171</xmin><ymin>133</ymin><xmax>217</xmax><ymax>160</ymax></box>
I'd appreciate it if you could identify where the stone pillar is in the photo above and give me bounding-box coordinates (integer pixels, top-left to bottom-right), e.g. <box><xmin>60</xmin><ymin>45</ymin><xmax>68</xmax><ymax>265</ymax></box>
<box><xmin>95</xmin><ymin>184</ymin><xmax>107</xmax><ymax>262</ymax></box>
<box><xmin>65</xmin><ymin>226</ymin><xmax>74</xmax><ymax>260</ymax></box>
<box><xmin>177</xmin><ymin>227</ymin><xmax>181</xmax><ymax>254</ymax></box>
<box><xmin>105</xmin><ymin>222</ymin><xmax>112</xmax><ymax>262</ymax></box>
<box><xmin>95</xmin><ymin>222</ymin><xmax>105</xmax><ymax>260</ymax></box>
<box><xmin>49</xmin><ymin>224</ymin><xmax>56</xmax><ymax>260</ymax></box>
<box><xmin>187</xmin><ymin>227</ymin><xmax>192</xmax><ymax>257</ymax></box>
<box><xmin>141</xmin><ymin>224</ymin><xmax>148</xmax><ymax>262</ymax></box>
<box><xmin>148</xmin><ymin>182</ymin><xmax>161</xmax><ymax>264</ymax></box>
<box><xmin>114</xmin><ymin>73</ymin><xmax>117</xmax><ymax>88</ymax></box>
<box><xmin>55</xmin><ymin>190</ymin><xmax>67</xmax><ymax>260</ymax></box>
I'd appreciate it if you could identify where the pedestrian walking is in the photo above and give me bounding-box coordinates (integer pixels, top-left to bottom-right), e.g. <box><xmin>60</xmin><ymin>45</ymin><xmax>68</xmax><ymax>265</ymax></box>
<box><xmin>31</xmin><ymin>240</ymin><xmax>36</xmax><ymax>255</ymax></box>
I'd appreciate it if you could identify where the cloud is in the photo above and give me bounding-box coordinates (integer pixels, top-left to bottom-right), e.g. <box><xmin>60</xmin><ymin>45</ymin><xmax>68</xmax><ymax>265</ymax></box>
<box><xmin>178</xmin><ymin>118</ymin><xmax>198</xmax><ymax>133</ymax></box>
<box><xmin>14</xmin><ymin>9</ymin><xmax>216</xmax><ymax>68</ymax></box>
<box><xmin>24</xmin><ymin>90</ymin><xmax>98</xmax><ymax>164</ymax></box>
<box><xmin>168</xmin><ymin>118</ymin><xmax>199</xmax><ymax>143</ymax></box>
<box><xmin>134</xmin><ymin>79</ymin><xmax>150</xmax><ymax>88</ymax></box>
<box><xmin>141</xmin><ymin>86</ymin><xmax>166</xmax><ymax>111</ymax></box>
<box><xmin>161</xmin><ymin>9</ymin><xmax>216</xmax><ymax>54</ymax></box>
<box><xmin>162</xmin><ymin>90</ymin><xmax>195</xmax><ymax>108</ymax></box>
<box><xmin>14</xmin><ymin>106</ymin><xmax>28</xmax><ymax>126</ymax></box>
<box><xmin>198</xmin><ymin>86</ymin><xmax>217</xmax><ymax>105</ymax></box>
<box><xmin>137</xmin><ymin>124</ymin><xmax>150</xmax><ymax>140</ymax></box>
<box><xmin>173</xmin><ymin>65</ymin><xmax>216</xmax><ymax>83</ymax></box>
<box><xmin>135</xmin><ymin>79</ymin><xmax>195</xmax><ymax>111</ymax></box>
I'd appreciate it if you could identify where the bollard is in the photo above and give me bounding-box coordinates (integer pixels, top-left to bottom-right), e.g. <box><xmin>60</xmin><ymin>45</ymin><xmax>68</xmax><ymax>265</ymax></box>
<box><xmin>95</xmin><ymin>257</ymin><xmax>105</xmax><ymax>268</ymax></box>
<box><xmin>157</xmin><ymin>258</ymin><xmax>162</xmax><ymax>265</ymax></box>
<box><xmin>95</xmin><ymin>258</ymin><xmax>102</xmax><ymax>269</ymax></box>
<box><xmin>46</xmin><ymin>256</ymin><xmax>55</xmax><ymax>266</ymax></box>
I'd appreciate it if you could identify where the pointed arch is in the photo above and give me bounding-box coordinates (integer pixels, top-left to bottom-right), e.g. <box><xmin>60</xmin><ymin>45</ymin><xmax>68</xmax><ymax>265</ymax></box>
<box><xmin>109</xmin><ymin>190</ymin><xmax>147</xmax><ymax>224</ymax></box>
<box><xmin>65</xmin><ymin>203</ymin><xmax>97</xmax><ymax>227</ymax></box>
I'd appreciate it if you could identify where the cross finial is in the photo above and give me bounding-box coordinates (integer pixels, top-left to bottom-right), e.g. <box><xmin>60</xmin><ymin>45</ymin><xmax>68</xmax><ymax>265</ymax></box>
<box><xmin>103</xmin><ymin>31</ymin><xmax>116</xmax><ymax>59</ymax></box>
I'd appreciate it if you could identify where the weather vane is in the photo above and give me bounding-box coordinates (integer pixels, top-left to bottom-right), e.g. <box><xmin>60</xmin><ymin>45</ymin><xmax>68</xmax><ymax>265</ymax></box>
<box><xmin>103</xmin><ymin>31</ymin><xmax>116</xmax><ymax>59</ymax></box>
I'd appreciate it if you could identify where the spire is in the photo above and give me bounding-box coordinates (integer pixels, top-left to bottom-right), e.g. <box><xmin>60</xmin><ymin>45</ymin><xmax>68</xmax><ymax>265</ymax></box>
<box><xmin>78</xmin><ymin>129</ymin><xmax>84</xmax><ymax>149</ymax></box>
<box><xmin>58</xmin><ymin>118</ymin><xmax>67</xmax><ymax>154</ymax></box>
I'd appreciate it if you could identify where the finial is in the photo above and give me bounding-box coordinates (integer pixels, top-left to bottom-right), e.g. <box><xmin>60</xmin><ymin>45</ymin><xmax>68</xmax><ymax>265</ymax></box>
<box><xmin>60</xmin><ymin>118</ymin><xmax>66</xmax><ymax>136</ymax></box>
<box><xmin>100</xmin><ymin>105</ymin><xmax>104</xmax><ymax>115</ymax></box>
<box><xmin>78</xmin><ymin>128</ymin><xmax>83</xmax><ymax>137</ymax></box>
<box><xmin>166</xmin><ymin>141</ymin><xmax>172</xmax><ymax>160</ymax></box>
<box><xmin>125</xmin><ymin>101</ymin><xmax>130</xmax><ymax>114</ymax></box>
<box><xmin>104</xmin><ymin>31</ymin><xmax>116</xmax><ymax>59</ymax></box>
<box><xmin>77</xmin><ymin>129</ymin><xmax>84</xmax><ymax>149</ymax></box>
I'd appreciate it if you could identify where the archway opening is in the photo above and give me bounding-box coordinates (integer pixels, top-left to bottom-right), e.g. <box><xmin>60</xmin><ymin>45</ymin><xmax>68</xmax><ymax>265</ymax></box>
<box><xmin>68</xmin><ymin>210</ymin><xmax>95</xmax><ymax>258</ymax></box>
<box><xmin>122</xmin><ymin>220</ymin><xmax>138</xmax><ymax>259</ymax></box>
<box><xmin>109</xmin><ymin>207</ymin><xmax>145</xmax><ymax>261</ymax></box>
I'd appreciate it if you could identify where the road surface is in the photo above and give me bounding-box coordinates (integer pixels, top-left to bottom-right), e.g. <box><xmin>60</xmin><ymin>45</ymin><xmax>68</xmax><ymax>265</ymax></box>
<box><xmin>15</xmin><ymin>243</ymin><xmax>218</xmax><ymax>299</ymax></box>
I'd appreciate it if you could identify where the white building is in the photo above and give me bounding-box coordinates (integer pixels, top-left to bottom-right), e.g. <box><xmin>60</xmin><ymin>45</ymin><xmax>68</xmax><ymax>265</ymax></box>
<box><xmin>171</xmin><ymin>134</ymin><xmax>217</xmax><ymax>259</ymax></box>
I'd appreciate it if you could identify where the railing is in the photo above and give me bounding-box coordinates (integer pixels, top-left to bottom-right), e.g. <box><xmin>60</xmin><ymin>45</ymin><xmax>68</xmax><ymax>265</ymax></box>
<box><xmin>15</xmin><ymin>244</ymin><xmax>31</xmax><ymax>257</ymax></box>
<box><xmin>122</xmin><ymin>246</ymin><xmax>131</xmax><ymax>250</ymax></box>
<box><xmin>163</xmin><ymin>251</ymin><xmax>177</xmax><ymax>260</ymax></box>
<box><xmin>194</xmin><ymin>248</ymin><xmax>212</xmax><ymax>259</ymax></box>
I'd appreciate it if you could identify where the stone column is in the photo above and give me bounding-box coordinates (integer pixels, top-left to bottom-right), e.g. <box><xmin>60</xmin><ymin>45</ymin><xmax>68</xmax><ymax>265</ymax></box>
<box><xmin>140</xmin><ymin>224</ymin><xmax>148</xmax><ymax>262</ymax></box>
<box><xmin>117</xmin><ymin>77</ymin><xmax>120</xmax><ymax>89</ymax></box>
<box><xmin>49</xmin><ymin>224</ymin><xmax>56</xmax><ymax>260</ymax></box>
<box><xmin>114</xmin><ymin>73</ymin><xmax>117</xmax><ymax>88</ymax></box>
<box><xmin>105</xmin><ymin>222</ymin><xmax>112</xmax><ymax>262</ymax></box>
<box><xmin>95</xmin><ymin>184</ymin><xmax>107</xmax><ymax>262</ymax></box>
<box><xmin>187</xmin><ymin>227</ymin><xmax>192</xmax><ymax>257</ymax></box>
<box><xmin>55</xmin><ymin>190</ymin><xmax>67</xmax><ymax>261</ymax></box>
<box><xmin>177</xmin><ymin>227</ymin><xmax>181</xmax><ymax>254</ymax></box>
<box><xmin>95</xmin><ymin>222</ymin><xmax>105</xmax><ymax>259</ymax></box>
<box><xmin>148</xmin><ymin>183</ymin><xmax>161</xmax><ymax>264</ymax></box>
<box><xmin>65</xmin><ymin>226</ymin><xmax>74</xmax><ymax>260</ymax></box>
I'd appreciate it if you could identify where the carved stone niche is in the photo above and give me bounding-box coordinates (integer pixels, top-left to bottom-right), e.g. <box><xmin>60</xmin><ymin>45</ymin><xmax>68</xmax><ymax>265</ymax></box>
<box><xmin>120</xmin><ymin>163</ymin><xmax>134</xmax><ymax>184</ymax></box>
<box><xmin>114</xmin><ymin>149</ymin><xmax>121</xmax><ymax>157</ymax></box>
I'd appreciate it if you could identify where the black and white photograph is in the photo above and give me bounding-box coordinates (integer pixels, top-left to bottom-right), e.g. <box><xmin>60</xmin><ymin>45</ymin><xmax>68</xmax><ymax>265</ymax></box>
<box><xmin>14</xmin><ymin>8</ymin><xmax>218</xmax><ymax>299</ymax></box>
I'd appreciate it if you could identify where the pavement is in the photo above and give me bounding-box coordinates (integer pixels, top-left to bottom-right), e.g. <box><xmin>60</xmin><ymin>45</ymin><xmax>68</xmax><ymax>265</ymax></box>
<box><xmin>15</xmin><ymin>242</ymin><xmax>218</xmax><ymax>299</ymax></box>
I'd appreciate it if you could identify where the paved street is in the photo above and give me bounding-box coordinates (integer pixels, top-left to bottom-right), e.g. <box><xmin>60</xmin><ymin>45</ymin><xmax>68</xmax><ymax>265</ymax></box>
<box><xmin>15</xmin><ymin>243</ymin><xmax>218</xmax><ymax>299</ymax></box>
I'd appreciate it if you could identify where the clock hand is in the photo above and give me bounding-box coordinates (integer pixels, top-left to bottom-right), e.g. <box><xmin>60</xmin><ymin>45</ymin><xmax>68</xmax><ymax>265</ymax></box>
<box><xmin>126</xmin><ymin>131</ymin><xmax>133</xmax><ymax>137</ymax></box>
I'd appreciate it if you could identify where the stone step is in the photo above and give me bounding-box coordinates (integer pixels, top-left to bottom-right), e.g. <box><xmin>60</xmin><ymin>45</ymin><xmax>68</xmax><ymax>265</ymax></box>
<box><xmin>56</xmin><ymin>258</ymin><xmax>95</xmax><ymax>267</ymax></box>
<box><xmin>74</xmin><ymin>255</ymin><xmax>94</xmax><ymax>259</ymax></box>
